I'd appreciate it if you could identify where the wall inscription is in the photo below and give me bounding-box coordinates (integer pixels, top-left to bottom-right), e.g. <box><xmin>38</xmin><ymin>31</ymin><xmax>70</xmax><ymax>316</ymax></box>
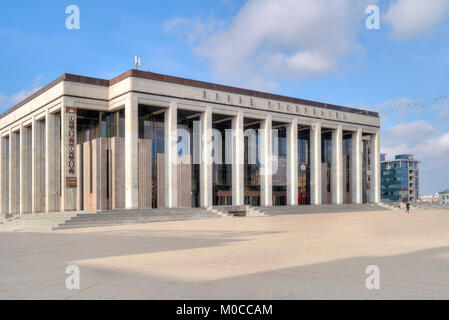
<box><xmin>66</xmin><ymin>107</ymin><xmax>77</xmax><ymax>188</ymax></box>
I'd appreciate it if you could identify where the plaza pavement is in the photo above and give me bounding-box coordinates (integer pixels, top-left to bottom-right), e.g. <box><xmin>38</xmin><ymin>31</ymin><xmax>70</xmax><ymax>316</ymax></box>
<box><xmin>0</xmin><ymin>209</ymin><xmax>448</xmax><ymax>299</ymax></box>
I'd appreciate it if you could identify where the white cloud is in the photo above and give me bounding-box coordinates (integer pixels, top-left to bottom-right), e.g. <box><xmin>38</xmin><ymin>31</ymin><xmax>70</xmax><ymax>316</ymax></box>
<box><xmin>164</xmin><ymin>16</ymin><xmax>225</xmax><ymax>46</ymax></box>
<box><xmin>438</xmin><ymin>110</ymin><xmax>449</xmax><ymax>127</ymax></box>
<box><xmin>381</xmin><ymin>120</ymin><xmax>448</xmax><ymax>158</ymax></box>
<box><xmin>165</xmin><ymin>0</ymin><xmax>374</xmax><ymax>90</ymax></box>
<box><xmin>0</xmin><ymin>76</ymin><xmax>42</xmax><ymax>112</ymax></box>
<box><xmin>381</xmin><ymin>120</ymin><xmax>449</xmax><ymax>184</ymax></box>
<box><xmin>384</xmin><ymin>0</ymin><xmax>449</xmax><ymax>41</ymax></box>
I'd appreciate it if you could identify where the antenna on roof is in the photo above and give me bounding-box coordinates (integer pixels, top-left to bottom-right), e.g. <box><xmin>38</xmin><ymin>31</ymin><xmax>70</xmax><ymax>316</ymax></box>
<box><xmin>134</xmin><ymin>56</ymin><xmax>141</xmax><ymax>70</ymax></box>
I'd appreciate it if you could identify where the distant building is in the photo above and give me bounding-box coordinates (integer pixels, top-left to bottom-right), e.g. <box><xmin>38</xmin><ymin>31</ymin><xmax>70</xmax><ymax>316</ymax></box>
<box><xmin>419</xmin><ymin>194</ymin><xmax>439</xmax><ymax>203</ymax></box>
<box><xmin>438</xmin><ymin>190</ymin><xmax>449</xmax><ymax>204</ymax></box>
<box><xmin>381</xmin><ymin>154</ymin><xmax>420</xmax><ymax>202</ymax></box>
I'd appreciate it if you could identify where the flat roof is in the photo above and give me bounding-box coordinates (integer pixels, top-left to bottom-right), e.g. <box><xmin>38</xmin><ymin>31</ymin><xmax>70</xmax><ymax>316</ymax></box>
<box><xmin>0</xmin><ymin>69</ymin><xmax>379</xmax><ymax>119</ymax></box>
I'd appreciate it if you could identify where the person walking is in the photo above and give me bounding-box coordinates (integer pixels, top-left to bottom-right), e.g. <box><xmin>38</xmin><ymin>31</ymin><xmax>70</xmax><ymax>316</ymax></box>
<box><xmin>405</xmin><ymin>201</ymin><xmax>410</xmax><ymax>214</ymax></box>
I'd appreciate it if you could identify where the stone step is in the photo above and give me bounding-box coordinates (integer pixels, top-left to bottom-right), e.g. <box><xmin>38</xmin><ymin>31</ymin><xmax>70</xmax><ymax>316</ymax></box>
<box><xmin>60</xmin><ymin>219</ymin><xmax>201</xmax><ymax>227</ymax></box>
<box><xmin>70</xmin><ymin>211</ymin><xmax>213</xmax><ymax>217</ymax></box>
<box><xmin>3</xmin><ymin>218</ymin><xmax>75</xmax><ymax>224</ymax></box>
<box><xmin>64</xmin><ymin>216</ymin><xmax>215</xmax><ymax>224</ymax></box>
<box><xmin>54</xmin><ymin>217</ymin><xmax>218</xmax><ymax>230</ymax></box>
<box><xmin>69</xmin><ymin>211</ymin><xmax>211</xmax><ymax>218</ymax></box>
<box><xmin>95</xmin><ymin>208</ymin><xmax>207</xmax><ymax>214</ymax></box>
<box><xmin>52</xmin><ymin>208</ymin><xmax>219</xmax><ymax>230</ymax></box>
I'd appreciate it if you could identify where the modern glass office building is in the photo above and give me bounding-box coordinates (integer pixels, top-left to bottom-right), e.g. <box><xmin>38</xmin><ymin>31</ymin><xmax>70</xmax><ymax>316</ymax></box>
<box><xmin>0</xmin><ymin>70</ymin><xmax>381</xmax><ymax>215</ymax></box>
<box><xmin>380</xmin><ymin>154</ymin><xmax>420</xmax><ymax>203</ymax></box>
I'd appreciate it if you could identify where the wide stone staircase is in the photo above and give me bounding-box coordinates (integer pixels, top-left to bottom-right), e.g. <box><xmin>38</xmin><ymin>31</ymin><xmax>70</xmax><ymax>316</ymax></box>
<box><xmin>0</xmin><ymin>204</ymin><xmax>390</xmax><ymax>231</ymax></box>
<box><xmin>256</xmin><ymin>203</ymin><xmax>390</xmax><ymax>216</ymax></box>
<box><xmin>0</xmin><ymin>208</ymin><xmax>219</xmax><ymax>231</ymax></box>
<box><xmin>0</xmin><ymin>212</ymin><xmax>79</xmax><ymax>231</ymax></box>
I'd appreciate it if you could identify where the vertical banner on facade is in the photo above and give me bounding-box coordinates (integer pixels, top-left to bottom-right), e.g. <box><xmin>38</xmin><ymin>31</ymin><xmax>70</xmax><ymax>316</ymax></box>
<box><xmin>66</xmin><ymin>107</ymin><xmax>77</xmax><ymax>189</ymax></box>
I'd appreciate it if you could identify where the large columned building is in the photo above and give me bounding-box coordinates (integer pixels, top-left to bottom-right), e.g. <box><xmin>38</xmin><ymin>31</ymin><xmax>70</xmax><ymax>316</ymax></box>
<box><xmin>0</xmin><ymin>70</ymin><xmax>380</xmax><ymax>215</ymax></box>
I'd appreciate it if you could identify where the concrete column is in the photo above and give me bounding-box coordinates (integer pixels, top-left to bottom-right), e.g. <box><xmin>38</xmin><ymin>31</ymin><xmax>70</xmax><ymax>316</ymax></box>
<box><xmin>111</xmin><ymin>137</ymin><xmax>125</xmax><ymax>209</ymax></box>
<box><xmin>310</xmin><ymin>123</ymin><xmax>322</xmax><ymax>205</ymax></box>
<box><xmin>60</xmin><ymin>107</ymin><xmax>77</xmax><ymax>211</ymax></box>
<box><xmin>82</xmin><ymin>141</ymin><xmax>91</xmax><ymax>211</ymax></box>
<box><xmin>76</xmin><ymin>144</ymin><xmax>83</xmax><ymax>211</ymax></box>
<box><xmin>45</xmin><ymin>110</ymin><xmax>61</xmax><ymax>213</ymax></box>
<box><xmin>125</xmin><ymin>96</ymin><xmax>138</xmax><ymax>209</ymax></box>
<box><xmin>232</xmin><ymin>110</ymin><xmax>244</xmax><ymax>206</ymax></box>
<box><xmin>91</xmin><ymin>138</ymin><xmax>109</xmax><ymax>211</ymax></box>
<box><xmin>91</xmin><ymin>140</ymin><xmax>100</xmax><ymax>211</ymax></box>
<box><xmin>138</xmin><ymin>139</ymin><xmax>152</xmax><ymax>208</ymax></box>
<box><xmin>287</xmin><ymin>119</ymin><xmax>298</xmax><ymax>206</ymax></box>
<box><xmin>260</xmin><ymin>114</ymin><xmax>272</xmax><ymax>206</ymax></box>
<box><xmin>0</xmin><ymin>136</ymin><xmax>9</xmax><ymax>214</ymax></box>
<box><xmin>351</xmin><ymin>128</ymin><xmax>362</xmax><ymax>204</ymax></box>
<box><xmin>31</xmin><ymin>118</ymin><xmax>36</xmax><ymax>213</ymax></box>
<box><xmin>9</xmin><ymin>129</ymin><xmax>20</xmax><ymax>215</ymax></box>
<box><xmin>32</xmin><ymin>118</ymin><xmax>46</xmax><ymax>213</ymax></box>
<box><xmin>200</xmin><ymin>107</ymin><xmax>213</xmax><ymax>207</ymax></box>
<box><xmin>164</xmin><ymin>102</ymin><xmax>178</xmax><ymax>208</ymax></box>
<box><xmin>331</xmin><ymin>126</ymin><xmax>343</xmax><ymax>204</ymax></box>
<box><xmin>20</xmin><ymin>125</ymin><xmax>32</xmax><ymax>214</ymax></box>
<box><xmin>369</xmin><ymin>131</ymin><xmax>380</xmax><ymax>203</ymax></box>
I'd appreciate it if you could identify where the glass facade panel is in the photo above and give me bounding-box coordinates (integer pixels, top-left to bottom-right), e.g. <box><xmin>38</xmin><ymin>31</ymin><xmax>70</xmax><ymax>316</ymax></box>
<box><xmin>362</xmin><ymin>139</ymin><xmax>369</xmax><ymax>203</ymax></box>
<box><xmin>139</xmin><ymin>106</ymin><xmax>165</xmax><ymax>208</ymax></box>
<box><xmin>212</xmin><ymin>115</ymin><xmax>232</xmax><ymax>205</ymax></box>
<box><xmin>244</xmin><ymin>119</ymin><xmax>261</xmax><ymax>206</ymax></box>
<box><xmin>321</xmin><ymin>130</ymin><xmax>332</xmax><ymax>204</ymax></box>
<box><xmin>77</xmin><ymin>109</ymin><xmax>101</xmax><ymax>143</ymax></box>
<box><xmin>343</xmin><ymin>132</ymin><xmax>352</xmax><ymax>204</ymax></box>
<box><xmin>77</xmin><ymin>109</ymin><xmax>125</xmax><ymax>143</ymax></box>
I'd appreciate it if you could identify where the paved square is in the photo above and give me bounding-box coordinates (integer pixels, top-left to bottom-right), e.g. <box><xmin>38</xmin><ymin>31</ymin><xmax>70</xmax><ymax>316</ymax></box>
<box><xmin>1</xmin><ymin>210</ymin><xmax>448</xmax><ymax>299</ymax></box>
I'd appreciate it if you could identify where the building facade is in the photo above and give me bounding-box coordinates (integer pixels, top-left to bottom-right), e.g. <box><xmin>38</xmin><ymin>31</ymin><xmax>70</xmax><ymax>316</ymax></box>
<box><xmin>381</xmin><ymin>154</ymin><xmax>420</xmax><ymax>202</ymax></box>
<box><xmin>0</xmin><ymin>70</ymin><xmax>381</xmax><ymax>215</ymax></box>
<box><xmin>438</xmin><ymin>190</ymin><xmax>449</xmax><ymax>204</ymax></box>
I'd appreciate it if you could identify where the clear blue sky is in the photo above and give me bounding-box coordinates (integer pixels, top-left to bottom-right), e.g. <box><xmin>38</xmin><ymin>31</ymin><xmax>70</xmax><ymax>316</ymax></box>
<box><xmin>0</xmin><ymin>0</ymin><xmax>448</xmax><ymax>194</ymax></box>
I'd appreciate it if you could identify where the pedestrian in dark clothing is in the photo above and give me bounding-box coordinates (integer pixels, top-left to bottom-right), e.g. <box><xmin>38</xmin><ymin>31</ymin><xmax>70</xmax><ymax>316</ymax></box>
<box><xmin>405</xmin><ymin>202</ymin><xmax>410</xmax><ymax>214</ymax></box>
